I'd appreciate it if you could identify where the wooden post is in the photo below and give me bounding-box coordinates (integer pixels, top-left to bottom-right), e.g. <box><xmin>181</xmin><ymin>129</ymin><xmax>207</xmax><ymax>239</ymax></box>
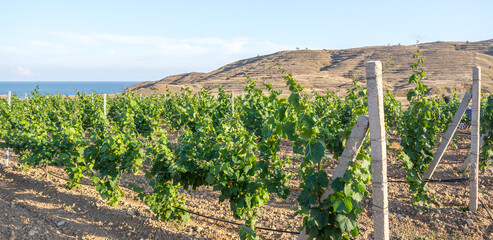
<box><xmin>459</xmin><ymin>130</ymin><xmax>490</xmax><ymax>171</ymax></box>
<box><xmin>423</xmin><ymin>92</ymin><xmax>472</xmax><ymax>180</ymax></box>
<box><xmin>298</xmin><ymin>115</ymin><xmax>369</xmax><ymax>239</ymax></box>
<box><xmin>24</xmin><ymin>93</ymin><xmax>27</xmax><ymax>99</ymax></box>
<box><xmin>5</xmin><ymin>91</ymin><xmax>11</xmax><ymax>166</ymax></box>
<box><xmin>103</xmin><ymin>94</ymin><xmax>107</xmax><ymax>116</ymax></box>
<box><xmin>232</xmin><ymin>91</ymin><xmax>235</xmax><ymax>117</ymax></box>
<box><xmin>366</xmin><ymin>61</ymin><xmax>389</xmax><ymax>240</ymax></box>
<box><xmin>5</xmin><ymin>147</ymin><xmax>9</xmax><ymax>166</ymax></box>
<box><xmin>321</xmin><ymin>115</ymin><xmax>370</xmax><ymax>199</ymax></box>
<box><xmin>469</xmin><ymin>66</ymin><xmax>481</xmax><ymax>212</ymax></box>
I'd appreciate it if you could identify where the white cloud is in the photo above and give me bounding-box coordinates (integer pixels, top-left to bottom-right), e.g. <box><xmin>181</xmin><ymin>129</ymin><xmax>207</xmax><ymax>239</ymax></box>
<box><xmin>52</xmin><ymin>32</ymin><xmax>292</xmax><ymax>57</ymax></box>
<box><xmin>223</xmin><ymin>37</ymin><xmax>248</xmax><ymax>55</ymax></box>
<box><xmin>53</xmin><ymin>32</ymin><xmax>101</xmax><ymax>45</ymax></box>
<box><xmin>30</xmin><ymin>40</ymin><xmax>66</xmax><ymax>49</ymax></box>
<box><xmin>0</xmin><ymin>46</ymin><xmax>22</xmax><ymax>53</ymax></box>
<box><xmin>182</xmin><ymin>37</ymin><xmax>226</xmax><ymax>45</ymax></box>
<box><xmin>11</xmin><ymin>67</ymin><xmax>34</xmax><ymax>76</ymax></box>
<box><xmin>2</xmin><ymin>32</ymin><xmax>294</xmax><ymax>78</ymax></box>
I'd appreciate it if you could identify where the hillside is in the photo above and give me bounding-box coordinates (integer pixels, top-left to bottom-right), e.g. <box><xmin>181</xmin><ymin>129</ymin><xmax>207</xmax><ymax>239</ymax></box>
<box><xmin>128</xmin><ymin>39</ymin><xmax>493</xmax><ymax>97</ymax></box>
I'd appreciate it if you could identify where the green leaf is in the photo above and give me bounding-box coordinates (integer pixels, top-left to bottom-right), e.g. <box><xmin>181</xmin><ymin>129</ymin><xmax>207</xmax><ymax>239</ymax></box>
<box><xmin>283</xmin><ymin>121</ymin><xmax>297</xmax><ymax>140</ymax></box>
<box><xmin>310</xmin><ymin>207</ymin><xmax>329</xmax><ymax>230</ymax></box>
<box><xmin>333</xmin><ymin>198</ymin><xmax>352</xmax><ymax>213</ymax></box>
<box><xmin>305</xmin><ymin>140</ymin><xmax>325</xmax><ymax>164</ymax></box>
<box><xmin>331</xmin><ymin>178</ymin><xmax>345</xmax><ymax>192</ymax></box>
<box><xmin>335</xmin><ymin>214</ymin><xmax>357</xmax><ymax>232</ymax></box>
<box><xmin>300</xmin><ymin>127</ymin><xmax>314</xmax><ymax>141</ymax></box>
<box><xmin>288</xmin><ymin>93</ymin><xmax>302</xmax><ymax>111</ymax></box>
<box><xmin>343</xmin><ymin>182</ymin><xmax>354</xmax><ymax>196</ymax></box>
<box><xmin>293</xmin><ymin>139</ymin><xmax>304</xmax><ymax>154</ymax></box>
<box><xmin>205</xmin><ymin>174</ymin><xmax>215</xmax><ymax>185</ymax></box>
<box><xmin>350</xmin><ymin>226</ymin><xmax>359</xmax><ymax>237</ymax></box>
<box><xmin>301</xmin><ymin>114</ymin><xmax>315</xmax><ymax>130</ymax></box>
<box><xmin>352</xmin><ymin>191</ymin><xmax>364</xmax><ymax>202</ymax></box>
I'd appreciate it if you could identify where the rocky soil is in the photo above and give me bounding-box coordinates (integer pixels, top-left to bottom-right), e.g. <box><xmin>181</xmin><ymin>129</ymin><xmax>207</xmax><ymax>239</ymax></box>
<box><xmin>0</xmin><ymin>129</ymin><xmax>492</xmax><ymax>240</ymax></box>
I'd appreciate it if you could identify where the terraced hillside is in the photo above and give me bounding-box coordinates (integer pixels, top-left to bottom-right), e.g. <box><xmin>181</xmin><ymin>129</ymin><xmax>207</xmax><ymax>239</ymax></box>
<box><xmin>128</xmin><ymin>39</ymin><xmax>493</xmax><ymax>97</ymax></box>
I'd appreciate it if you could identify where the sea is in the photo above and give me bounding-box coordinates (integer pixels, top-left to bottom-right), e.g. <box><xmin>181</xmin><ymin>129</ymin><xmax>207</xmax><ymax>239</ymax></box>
<box><xmin>0</xmin><ymin>81</ymin><xmax>142</xmax><ymax>96</ymax></box>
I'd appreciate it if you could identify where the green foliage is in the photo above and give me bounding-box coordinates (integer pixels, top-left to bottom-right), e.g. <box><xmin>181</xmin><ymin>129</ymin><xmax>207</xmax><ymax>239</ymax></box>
<box><xmin>266</xmin><ymin>72</ymin><xmax>371</xmax><ymax>240</ymax></box>
<box><xmin>0</xmin><ymin>72</ymin><xmax>371</xmax><ymax>239</ymax></box>
<box><xmin>1</xmin><ymin>63</ymin><xmax>491</xmax><ymax>240</ymax></box>
<box><xmin>397</xmin><ymin>48</ymin><xmax>454</xmax><ymax>205</ymax></box>
<box><xmin>481</xmin><ymin>95</ymin><xmax>493</xmax><ymax>169</ymax></box>
<box><xmin>383</xmin><ymin>89</ymin><xmax>402</xmax><ymax>130</ymax></box>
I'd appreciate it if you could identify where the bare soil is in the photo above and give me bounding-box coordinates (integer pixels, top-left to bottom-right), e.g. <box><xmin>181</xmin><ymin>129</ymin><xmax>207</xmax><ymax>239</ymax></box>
<box><xmin>0</xmin><ymin>129</ymin><xmax>492</xmax><ymax>240</ymax></box>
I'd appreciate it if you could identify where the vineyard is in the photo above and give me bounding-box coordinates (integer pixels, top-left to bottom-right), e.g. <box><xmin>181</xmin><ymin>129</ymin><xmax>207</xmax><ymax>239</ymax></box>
<box><xmin>1</xmin><ymin>60</ymin><xmax>493</xmax><ymax>239</ymax></box>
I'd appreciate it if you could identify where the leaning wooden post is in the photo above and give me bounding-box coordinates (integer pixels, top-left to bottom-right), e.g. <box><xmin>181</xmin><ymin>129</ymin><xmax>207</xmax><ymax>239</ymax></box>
<box><xmin>103</xmin><ymin>94</ymin><xmax>107</xmax><ymax>116</ymax></box>
<box><xmin>469</xmin><ymin>66</ymin><xmax>481</xmax><ymax>212</ymax></box>
<box><xmin>298</xmin><ymin>115</ymin><xmax>369</xmax><ymax>239</ymax></box>
<box><xmin>321</xmin><ymin>115</ymin><xmax>370</xmax><ymax>199</ymax></box>
<box><xmin>5</xmin><ymin>91</ymin><xmax>11</xmax><ymax>166</ymax></box>
<box><xmin>423</xmin><ymin>92</ymin><xmax>472</xmax><ymax>180</ymax></box>
<box><xmin>366</xmin><ymin>61</ymin><xmax>389</xmax><ymax>240</ymax></box>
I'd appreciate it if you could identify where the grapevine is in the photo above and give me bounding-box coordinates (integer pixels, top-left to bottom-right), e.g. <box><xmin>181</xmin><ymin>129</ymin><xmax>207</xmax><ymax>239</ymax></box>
<box><xmin>0</xmin><ymin>61</ymin><xmax>491</xmax><ymax>240</ymax></box>
<box><xmin>398</xmin><ymin>48</ymin><xmax>445</xmax><ymax>205</ymax></box>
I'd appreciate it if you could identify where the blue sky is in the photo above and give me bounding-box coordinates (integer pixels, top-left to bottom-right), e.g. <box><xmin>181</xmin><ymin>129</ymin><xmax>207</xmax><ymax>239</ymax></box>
<box><xmin>1</xmin><ymin>0</ymin><xmax>492</xmax><ymax>82</ymax></box>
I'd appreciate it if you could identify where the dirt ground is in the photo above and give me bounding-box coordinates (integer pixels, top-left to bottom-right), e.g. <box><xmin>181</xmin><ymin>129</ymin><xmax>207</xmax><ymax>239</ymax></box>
<box><xmin>0</xmin><ymin>129</ymin><xmax>492</xmax><ymax>240</ymax></box>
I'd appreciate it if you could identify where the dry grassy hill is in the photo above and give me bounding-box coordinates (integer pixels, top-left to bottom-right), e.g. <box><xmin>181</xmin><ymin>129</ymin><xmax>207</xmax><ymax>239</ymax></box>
<box><xmin>128</xmin><ymin>39</ymin><xmax>493</xmax><ymax>97</ymax></box>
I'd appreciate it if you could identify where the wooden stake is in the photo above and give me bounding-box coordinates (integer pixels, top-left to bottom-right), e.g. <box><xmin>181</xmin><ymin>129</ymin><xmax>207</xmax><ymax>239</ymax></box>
<box><xmin>298</xmin><ymin>115</ymin><xmax>369</xmax><ymax>239</ymax></box>
<box><xmin>469</xmin><ymin>66</ymin><xmax>481</xmax><ymax>212</ymax></box>
<box><xmin>321</xmin><ymin>115</ymin><xmax>370</xmax><ymax>198</ymax></box>
<box><xmin>232</xmin><ymin>91</ymin><xmax>235</xmax><ymax>117</ymax></box>
<box><xmin>459</xmin><ymin>130</ymin><xmax>490</xmax><ymax>172</ymax></box>
<box><xmin>5</xmin><ymin>91</ymin><xmax>11</xmax><ymax>166</ymax></box>
<box><xmin>366</xmin><ymin>61</ymin><xmax>389</xmax><ymax>240</ymax></box>
<box><xmin>423</xmin><ymin>92</ymin><xmax>472</xmax><ymax>180</ymax></box>
<box><xmin>103</xmin><ymin>94</ymin><xmax>107</xmax><ymax>116</ymax></box>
